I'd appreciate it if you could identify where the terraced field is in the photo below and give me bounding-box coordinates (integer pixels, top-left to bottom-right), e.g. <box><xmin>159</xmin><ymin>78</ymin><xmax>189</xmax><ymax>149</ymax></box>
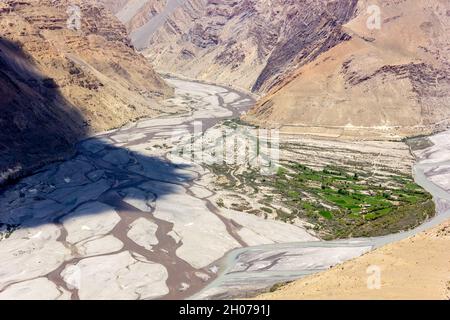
<box><xmin>207</xmin><ymin>124</ymin><xmax>434</xmax><ymax>239</ymax></box>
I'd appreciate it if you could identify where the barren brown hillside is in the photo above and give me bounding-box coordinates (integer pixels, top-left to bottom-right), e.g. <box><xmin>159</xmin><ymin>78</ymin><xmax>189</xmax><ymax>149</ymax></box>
<box><xmin>103</xmin><ymin>0</ymin><xmax>450</xmax><ymax>140</ymax></box>
<box><xmin>105</xmin><ymin>0</ymin><xmax>359</xmax><ymax>92</ymax></box>
<box><xmin>0</xmin><ymin>0</ymin><xmax>172</xmax><ymax>184</ymax></box>
<box><xmin>244</xmin><ymin>0</ymin><xmax>450</xmax><ymax>139</ymax></box>
<box><xmin>256</xmin><ymin>219</ymin><xmax>450</xmax><ymax>300</ymax></box>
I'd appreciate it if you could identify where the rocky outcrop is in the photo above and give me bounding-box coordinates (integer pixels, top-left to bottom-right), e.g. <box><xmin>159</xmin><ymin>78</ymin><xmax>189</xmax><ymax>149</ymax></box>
<box><xmin>244</xmin><ymin>0</ymin><xmax>450</xmax><ymax>139</ymax></box>
<box><xmin>0</xmin><ymin>0</ymin><xmax>173</xmax><ymax>184</ymax></box>
<box><xmin>251</xmin><ymin>0</ymin><xmax>357</xmax><ymax>92</ymax></box>
<box><xmin>99</xmin><ymin>0</ymin><xmax>166</xmax><ymax>32</ymax></box>
<box><xmin>105</xmin><ymin>0</ymin><xmax>450</xmax><ymax>140</ymax></box>
<box><xmin>104</xmin><ymin>0</ymin><xmax>358</xmax><ymax>92</ymax></box>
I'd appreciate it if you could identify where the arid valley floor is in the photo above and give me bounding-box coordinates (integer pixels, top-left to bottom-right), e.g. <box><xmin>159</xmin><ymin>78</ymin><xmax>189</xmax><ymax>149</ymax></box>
<box><xmin>1</xmin><ymin>78</ymin><xmax>449</xmax><ymax>299</ymax></box>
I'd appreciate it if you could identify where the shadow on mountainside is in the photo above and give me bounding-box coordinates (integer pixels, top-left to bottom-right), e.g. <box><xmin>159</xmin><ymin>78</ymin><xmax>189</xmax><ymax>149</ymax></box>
<box><xmin>0</xmin><ymin>38</ymin><xmax>86</xmax><ymax>185</ymax></box>
<box><xmin>0</xmin><ymin>38</ymin><xmax>192</xmax><ymax>229</ymax></box>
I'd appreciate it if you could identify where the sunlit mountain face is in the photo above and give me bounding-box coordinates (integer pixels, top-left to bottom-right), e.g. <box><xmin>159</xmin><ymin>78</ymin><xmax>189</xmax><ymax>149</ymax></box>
<box><xmin>0</xmin><ymin>0</ymin><xmax>449</xmax><ymax>302</ymax></box>
<box><xmin>105</xmin><ymin>0</ymin><xmax>450</xmax><ymax>140</ymax></box>
<box><xmin>0</xmin><ymin>0</ymin><xmax>172</xmax><ymax>182</ymax></box>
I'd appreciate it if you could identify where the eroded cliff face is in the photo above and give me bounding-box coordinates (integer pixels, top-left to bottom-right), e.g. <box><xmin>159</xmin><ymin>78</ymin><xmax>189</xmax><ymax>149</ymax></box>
<box><xmin>0</xmin><ymin>0</ymin><xmax>173</xmax><ymax>184</ymax></box>
<box><xmin>244</xmin><ymin>0</ymin><xmax>450</xmax><ymax>139</ymax></box>
<box><xmin>105</xmin><ymin>0</ymin><xmax>358</xmax><ymax>93</ymax></box>
<box><xmin>104</xmin><ymin>0</ymin><xmax>450</xmax><ymax>140</ymax></box>
<box><xmin>98</xmin><ymin>0</ymin><xmax>166</xmax><ymax>32</ymax></box>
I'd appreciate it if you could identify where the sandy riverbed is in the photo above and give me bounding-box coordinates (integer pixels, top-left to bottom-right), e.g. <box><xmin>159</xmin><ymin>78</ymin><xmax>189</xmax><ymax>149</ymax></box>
<box><xmin>256</xmin><ymin>219</ymin><xmax>450</xmax><ymax>300</ymax></box>
<box><xmin>256</xmin><ymin>131</ymin><xmax>450</xmax><ymax>300</ymax></box>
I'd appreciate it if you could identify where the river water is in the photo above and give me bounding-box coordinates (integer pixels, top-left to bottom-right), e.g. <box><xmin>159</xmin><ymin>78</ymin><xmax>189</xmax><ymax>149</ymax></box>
<box><xmin>0</xmin><ymin>78</ymin><xmax>449</xmax><ymax>300</ymax></box>
<box><xmin>195</xmin><ymin>128</ymin><xmax>450</xmax><ymax>299</ymax></box>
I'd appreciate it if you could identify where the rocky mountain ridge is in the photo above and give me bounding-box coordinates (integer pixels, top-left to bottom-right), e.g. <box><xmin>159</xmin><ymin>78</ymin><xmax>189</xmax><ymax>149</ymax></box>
<box><xmin>104</xmin><ymin>0</ymin><xmax>359</xmax><ymax>93</ymax></box>
<box><xmin>0</xmin><ymin>0</ymin><xmax>173</xmax><ymax>184</ymax></box>
<box><xmin>104</xmin><ymin>0</ymin><xmax>450</xmax><ymax>139</ymax></box>
<box><xmin>244</xmin><ymin>0</ymin><xmax>450</xmax><ymax>139</ymax></box>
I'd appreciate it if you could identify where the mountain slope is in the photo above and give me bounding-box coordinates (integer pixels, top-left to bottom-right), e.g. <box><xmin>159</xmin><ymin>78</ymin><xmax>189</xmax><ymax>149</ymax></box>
<box><xmin>244</xmin><ymin>0</ymin><xmax>450</xmax><ymax>139</ymax></box>
<box><xmin>257</xmin><ymin>219</ymin><xmax>450</xmax><ymax>300</ymax></box>
<box><xmin>0</xmin><ymin>0</ymin><xmax>173</xmax><ymax>184</ymax></box>
<box><xmin>107</xmin><ymin>0</ymin><xmax>450</xmax><ymax>140</ymax></box>
<box><xmin>104</xmin><ymin>0</ymin><xmax>359</xmax><ymax>93</ymax></box>
<box><xmin>98</xmin><ymin>0</ymin><xmax>166</xmax><ymax>33</ymax></box>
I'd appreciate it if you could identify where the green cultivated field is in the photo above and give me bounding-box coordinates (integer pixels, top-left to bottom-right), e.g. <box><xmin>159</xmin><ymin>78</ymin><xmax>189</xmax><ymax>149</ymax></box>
<box><xmin>209</xmin><ymin>161</ymin><xmax>435</xmax><ymax>240</ymax></box>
